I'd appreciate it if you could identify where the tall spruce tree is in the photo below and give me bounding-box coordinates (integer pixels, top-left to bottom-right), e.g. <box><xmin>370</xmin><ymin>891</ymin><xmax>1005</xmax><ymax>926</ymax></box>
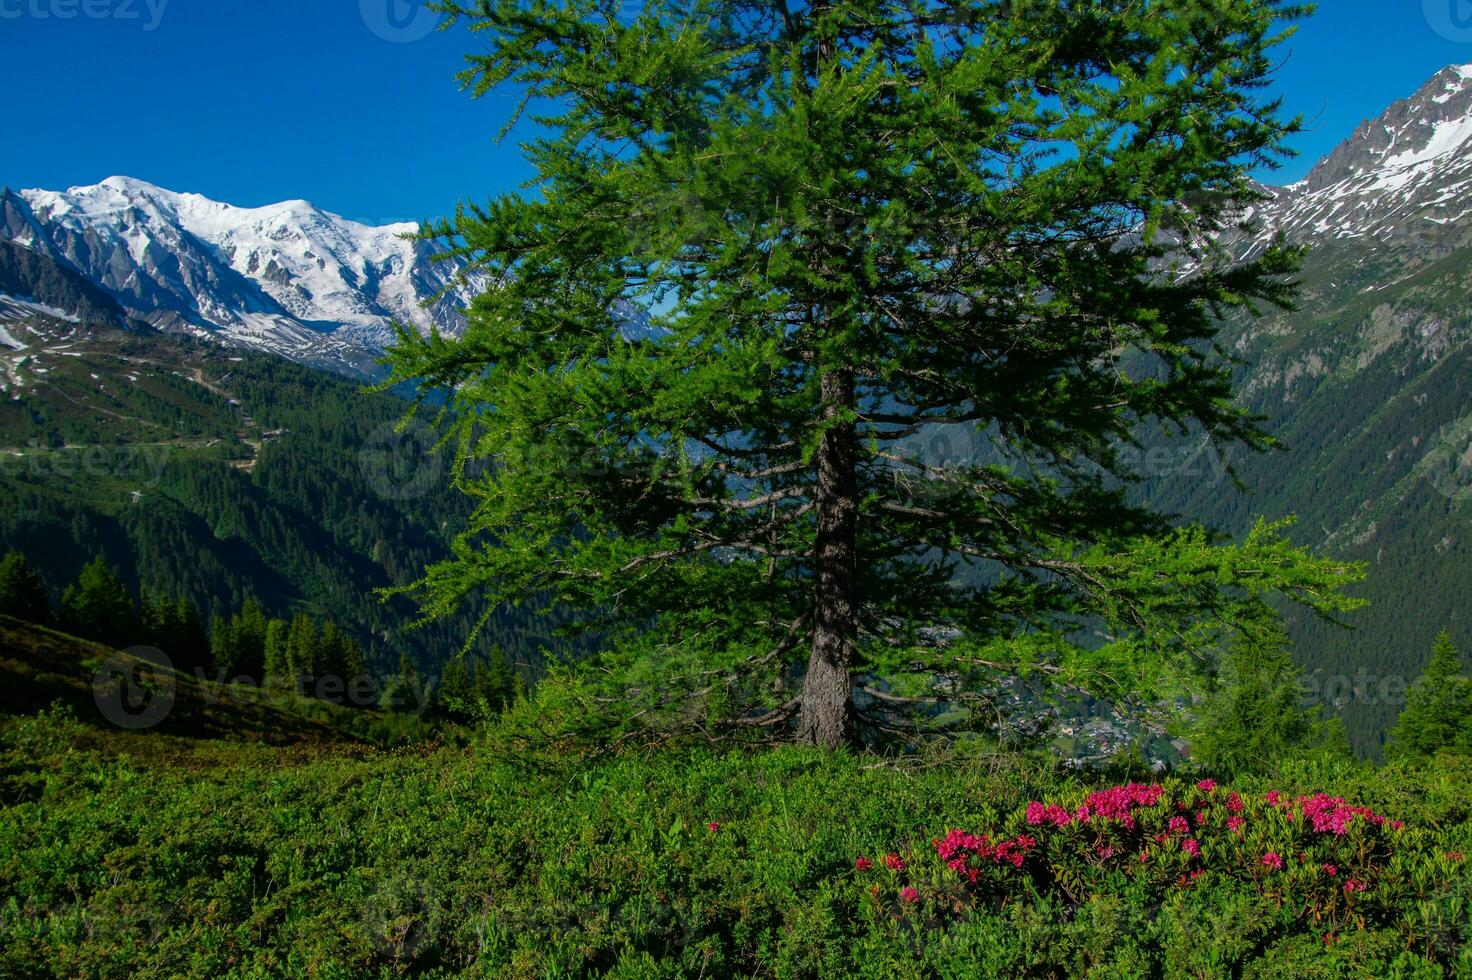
<box><xmin>264</xmin><ymin>618</ymin><xmax>291</xmax><ymax>684</ymax></box>
<box><xmin>387</xmin><ymin>0</ymin><xmax>1362</xmax><ymax>746</ymax></box>
<box><xmin>0</xmin><ymin>551</ymin><xmax>51</xmax><ymax>625</ymax></box>
<box><xmin>1191</xmin><ymin>623</ymin><xmax>1343</xmax><ymax>777</ymax></box>
<box><xmin>285</xmin><ymin>613</ymin><xmax>319</xmax><ymax>684</ymax></box>
<box><xmin>1388</xmin><ymin>630</ymin><xmax>1472</xmax><ymax>761</ymax></box>
<box><xmin>60</xmin><ymin>556</ymin><xmax>135</xmax><ymax>644</ymax></box>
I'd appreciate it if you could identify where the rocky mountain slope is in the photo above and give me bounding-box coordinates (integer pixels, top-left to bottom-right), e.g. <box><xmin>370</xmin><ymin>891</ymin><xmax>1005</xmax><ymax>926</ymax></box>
<box><xmin>1145</xmin><ymin>65</ymin><xmax>1472</xmax><ymax>754</ymax></box>
<box><xmin>0</xmin><ymin>177</ymin><xmax>477</xmax><ymax>376</ymax></box>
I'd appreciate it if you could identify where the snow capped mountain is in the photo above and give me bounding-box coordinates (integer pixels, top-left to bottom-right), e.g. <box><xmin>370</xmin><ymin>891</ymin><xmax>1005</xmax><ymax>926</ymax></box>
<box><xmin>7</xmin><ymin>63</ymin><xmax>1472</xmax><ymax>377</ymax></box>
<box><xmin>0</xmin><ymin>176</ymin><xmax>479</xmax><ymax>375</ymax></box>
<box><xmin>1260</xmin><ymin>64</ymin><xmax>1472</xmax><ymax>241</ymax></box>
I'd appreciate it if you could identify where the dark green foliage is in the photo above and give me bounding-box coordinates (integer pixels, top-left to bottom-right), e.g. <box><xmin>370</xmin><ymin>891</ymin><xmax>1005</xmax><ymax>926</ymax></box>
<box><xmin>140</xmin><ymin>590</ymin><xmax>210</xmax><ymax>672</ymax></box>
<box><xmin>0</xmin><ymin>618</ymin><xmax>431</xmax><ymax>754</ymax></box>
<box><xmin>475</xmin><ymin>647</ymin><xmax>516</xmax><ymax>715</ymax></box>
<box><xmin>1136</xmin><ymin>232</ymin><xmax>1472</xmax><ymax>756</ymax></box>
<box><xmin>0</xmin><ymin>328</ymin><xmax>559</xmax><ymax>680</ymax></box>
<box><xmin>1388</xmin><ymin>630</ymin><xmax>1472</xmax><ymax>761</ymax></box>
<box><xmin>1192</xmin><ymin>624</ymin><xmax>1348</xmax><ymax>778</ymax></box>
<box><xmin>315</xmin><ymin>620</ymin><xmax>365</xmax><ymax>687</ymax></box>
<box><xmin>432</xmin><ymin>648</ymin><xmax>515</xmax><ymax>723</ymax></box>
<box><xmin>208</xmin><ymin>597</ymin><xmax>270</xmax><ymax>679</ymax></box>
<box><xmin>263</xmin><ymin>618</ymin><xmax>289</xmax><ymax>683</ymax></box>
<box><xmin>434</xmin><ymin>653</ymin><xmax>473</xmax><ymax>720</ymax></box>
<box><xmin>284</xmin><ymin>612</ymin><xmax>318</xmax><ymax>682</ymax></box>
<box><xmin>0</xmin><ymin>552</ymin><xmax>50</xmax><ymax>625</ymax></box>
<box><xmin>59</xmin><ymin>556</ymin><xmax>135</xmax><ymax>644</ymax></box>
<box><xmin>386</xmin><ymin>0</ymin><xmax>1362</xmax><ymax>747</ymax></box>
<box><xmin>379</xmin><ymin>653</ymin><xmax>425</xmax><ymax>713</ymax></box>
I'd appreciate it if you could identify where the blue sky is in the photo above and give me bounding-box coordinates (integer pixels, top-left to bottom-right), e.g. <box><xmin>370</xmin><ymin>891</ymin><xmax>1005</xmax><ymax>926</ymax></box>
<box><xmin>3</xmin><ymin>0</ymin><xmax>1471</xmax><ymax>222</ymax></box>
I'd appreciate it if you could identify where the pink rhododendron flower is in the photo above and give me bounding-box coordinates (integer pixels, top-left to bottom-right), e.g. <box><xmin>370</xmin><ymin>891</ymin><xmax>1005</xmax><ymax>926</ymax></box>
<box><xmin>884</xmin><ymin>853</ymin><xmax>905</xmax><ymax>871</ymax></box>
<box><xmin>1183</xmin><ymin>838</ymin><xmax>1200</xmax><ymax>858</ymax></box>
<box><xmin>1261</xmin><ymin>852</ymin><xmax>1284</xmax><ymax>870</ymax></box>
<box><xmin>899</xmin><ymin>886</ymin><xmax>919</xmax><ymax>903</ymax></box>
<box><xmin>707</xmin><ymin>822</ymin><xmax>721</xmax><ymax>832</ymax></box>
<box><xmin>1168</xmin><ymin>816</ymin><xmax>1189</xmax><ymax>835</ymax></box>
<box><xmin>1321</xmin><ymin>863</ymin><xmax>1338</xmax><ymax>876</ymax></box>
<box><xmin>1343</xmin><ymin>879</ymin><xmax>1367</xmax><ymax>894</ymax></box>
<box><xmin>1196</xmin><ymin>779</ymin><xmax>1217</xmax><ymax>792</ymax></box>
<box><xmin>855</xmin><ymin>857</ymin><xmax>872</xmax><ymax>871</ymax></box>
<box><xmin>1226</xmin><ymin>793</ymin><xmax>1244</xmax><ymax>814</ymax></box>
<box><xmin>1227</xmin><ymin>816</ymin><xmax>1245</xmax><ymax>832</ymax></box>
<box><xmin>1078</xmin><ymin>784</ymin><xmax>1163</xmax><ymax>824</ymax></box>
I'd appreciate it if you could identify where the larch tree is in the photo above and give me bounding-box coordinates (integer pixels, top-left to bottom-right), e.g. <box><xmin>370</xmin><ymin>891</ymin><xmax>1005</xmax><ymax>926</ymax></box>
<box><xmin>385</xmin><ymin>0</ymin><xmax>1362</xmax><ymax>748</ymax></box>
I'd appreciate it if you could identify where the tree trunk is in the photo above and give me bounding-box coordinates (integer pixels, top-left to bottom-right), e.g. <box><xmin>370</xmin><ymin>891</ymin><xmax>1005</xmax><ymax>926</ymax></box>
<box><xmin>797</xmin><ymin>367</ymin><xmax>858</xmax><ymax>749</ymax></box>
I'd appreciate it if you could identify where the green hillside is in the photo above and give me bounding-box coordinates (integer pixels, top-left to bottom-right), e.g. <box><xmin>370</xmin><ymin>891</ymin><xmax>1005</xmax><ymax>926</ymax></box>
<box><xmin>0</xmin><ymin>615</ymin><xmax>418</xmax><ymax>763</ymax></box>
<box><xmin>1140</xmin><ymin>233</ymin><xmax>1472</xmax><ymax>757</ymax></box>
<box><xmin>0</xmin><ymin>316</ymin><xmax>558</xmax><ymax>681</ymax></box>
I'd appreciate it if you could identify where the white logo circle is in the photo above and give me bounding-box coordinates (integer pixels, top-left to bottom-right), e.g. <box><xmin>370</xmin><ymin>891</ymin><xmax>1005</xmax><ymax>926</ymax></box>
<box><xmin>360</xmin><ymin>0</ymin><xmax>442</xmax><ymax>43</ymax></box>
<box><xmin>1425</xmin><ymin>0</ymin><xmax>1472</xmax><ymax>42</ymax></box>
<box><xmin>92</xmin><ymin>646</ymin><xmax>176</xmax><ymax>730</ymax></box>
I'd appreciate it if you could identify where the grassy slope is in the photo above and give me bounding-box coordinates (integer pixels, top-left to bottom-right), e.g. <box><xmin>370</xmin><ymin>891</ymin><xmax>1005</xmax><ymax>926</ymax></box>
<box><xmin>1</xmin><ymin>635</ymin><xmax>1469</xmax><ymax>978</ymax></box>
<box><xmin>0</xmin><ymin>616</ymin><xmax>425</xmax><ymax>765</ymax></box>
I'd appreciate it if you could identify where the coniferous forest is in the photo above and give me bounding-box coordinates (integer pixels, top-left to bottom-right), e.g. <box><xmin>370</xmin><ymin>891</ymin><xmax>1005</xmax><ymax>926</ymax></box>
<box><xmin>3</xmin><ymin>1</ymin><xmax>1472</xmax><ymax>976</ymax></box>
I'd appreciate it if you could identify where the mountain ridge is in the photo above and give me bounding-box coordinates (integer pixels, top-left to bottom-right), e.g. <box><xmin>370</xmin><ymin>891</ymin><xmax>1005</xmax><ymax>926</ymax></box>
<box><xmin>0</xmin><ymin>177</ymin><xmax>479</xmax><ymax>376</ymax></box>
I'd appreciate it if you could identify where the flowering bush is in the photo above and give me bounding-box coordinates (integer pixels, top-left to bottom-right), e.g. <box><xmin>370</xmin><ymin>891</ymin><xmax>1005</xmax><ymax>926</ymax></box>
<box><xmin>858</xmin><ymin>778</ymin><xmax>1420</xmax><ymax>941</ymax></box>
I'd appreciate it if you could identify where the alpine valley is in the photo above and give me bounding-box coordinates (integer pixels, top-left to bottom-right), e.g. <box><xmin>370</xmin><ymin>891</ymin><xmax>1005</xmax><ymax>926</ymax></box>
<box><xmin>5</xmin><ymin>64</ymin><xmax>1472</xmax><ymax>752</ymax></box>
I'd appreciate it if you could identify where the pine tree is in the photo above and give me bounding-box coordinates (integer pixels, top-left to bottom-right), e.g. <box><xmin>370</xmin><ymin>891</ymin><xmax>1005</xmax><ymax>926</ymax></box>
<box><xmin>60</xmin><ymin>556</ymin><xmax>135</xmax><ymax>644</ymax></box>
<box><xmin>1192</xmin><ymin>624</ymin><xmax>1343</xmax><ymax>778</ymax></box>
<box><xmin>234</xmin><ymin>597</ymin><xmax>269</xmax><ymax>679</ymax></box>
<box><xmin>314</xmin><ymin>621</ymin><xmax>365</xmax><ymax>687</ymax></box>
<box><xmin>263</xmin><ymin>618</ymin><xmax>290</xmax><ymax>685</ymax></box>
<box><xmin>1388</xmin><ymin>630</ymin><xmax>1472</xmax><ymax>761</ymax></box>
<box><xmin>381</xmin><ymin>653</ymin><xmax>423</xmax><ymax>713</ymax></box>
<box><xmin>285</xmin><ymin>613</ymin><xmax>319</xmax><ymax>685</ymax></box>
<box><xmin>474</xmin><ymin>648</ymin><xmax>516</xmax><ymax>718</ymax></box>
<box><xmin>140</xmin><ymin>589</ymin><xmax>171</xmax><ymax>647</ymax></box>
<box><xmin>174</xmin><ymin>597</ymin><xmax>210</xmax><ymax>673</ymax></box>
<box><xmin>210</xmin><ymin>616</ymin><xmax>240</xmax><ymax>676</ymax></box>
<box><xmin>0</xmin><ymin>551</ymin><xmax>51</xmax><ymax>624</ymax></box>
<box><xmin>436</xmin><ymin>654</ymin><xmax>474</xmax><ymax>721</ymax></box>
<box><xmin>387</xmin><ymin>0</ymin><xmax>1364</xmax><ymax>746</ymax></box>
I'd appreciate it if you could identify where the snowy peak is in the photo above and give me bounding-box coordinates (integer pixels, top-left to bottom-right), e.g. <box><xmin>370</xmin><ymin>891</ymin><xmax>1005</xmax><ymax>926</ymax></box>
<box><xmin>1</xmin><ymin>178</ymin><xmax>477</xmax><ymax>375</ymax></box>
<box><xmin>1303</xmin><ymin>65</ymin><xmax>1472</xmax><ymax>192</ymax></box>
<box><xmin>1258</xmin><ymin>64</ymin><xmax>1472</xmax><ymax>242</ymax></box>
